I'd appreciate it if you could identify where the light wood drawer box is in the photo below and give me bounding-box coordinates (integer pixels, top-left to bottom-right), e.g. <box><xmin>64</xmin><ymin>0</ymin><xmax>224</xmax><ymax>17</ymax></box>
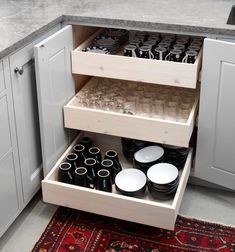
<box><xmin>71</xmin><ymin>30</ymin><xmax>203</xmax><ymax>89</ymax></box>
<box><xmin>42</xmin><ymin>133</ymin><xmax>192</xmax><ymax>230</ymax></box>
<box><xmin>64</xmin><ymin>78</ymin><xmax>199</xmax><ymax>147</ymax></box>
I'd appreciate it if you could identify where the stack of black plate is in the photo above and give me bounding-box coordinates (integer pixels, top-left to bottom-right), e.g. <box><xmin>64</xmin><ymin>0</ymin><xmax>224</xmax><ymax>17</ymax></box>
<box><xmin>147</xmin><ymin>163</ymin><xmax>179</xmax><ymax>200</ymax></box>
<box><xmin>92</xmin><ymin>35</ymin><xmax>120</xmax><ymax>54</ymax></box>
<box><xmin>162</xmin><ymin>144</ymin><xmax>189</xmax><ymax>170</ymax></box>
<box><xmin>121</xmin><ymin>137</ymin><xmax>150</xmax><ymax>161</ymax></box>
<box><xmin>133</xmin><ymin>145</ymin><xmax>164</xmax><ymax>174</ymax></box>
<box><xmin>82</xmin><ymin>46</ymin><xmax>110</xmax><ymax>54</ymax></box>
<box><xmin>102</xmin><ymin>28</ymin><xmax>129</xmax><ymax>45</ymax></box>
<box><xmin>115</xmin><ymin>169</ymin><xmax>147</xmax><ymax>197</ymax></box>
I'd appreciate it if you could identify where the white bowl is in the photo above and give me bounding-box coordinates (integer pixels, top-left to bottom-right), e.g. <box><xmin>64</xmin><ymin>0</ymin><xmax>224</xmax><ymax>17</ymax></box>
<box><xmin>147</xmin><ymin>163</ymin><xmax>178</xmax><ymax>185</ymax></box>
<box><xmin>115</xmin><ymin>168</ymin><xmax>147</xmax><ymax>195</ymax></box>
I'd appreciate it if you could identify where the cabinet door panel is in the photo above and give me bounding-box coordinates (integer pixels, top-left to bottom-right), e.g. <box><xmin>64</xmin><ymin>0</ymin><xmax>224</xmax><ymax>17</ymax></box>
<box><xmin>0</xmin><ymin>95</ymin><xmax>12</xmax><ymax>159</ymax></box>
<box><xmin>10</xmin><ymin>49</ymin><xmax>42</xmax><ymax>204</ymax></box>
<box><xmin>195</xmin><ymin>38</ymin><xmax>235</xmax><ymax>189</ymax></box>
<box><xmin>213</xmin><ymin>62</ymin><xmax>235</xmax><ymax>173</ymax></box>
<box><xmin>34</xmin><ymin>25</ymin><xmax>75</xmax><ymax>176</ymax></box>
<box><xmin>0</xmin><ymin>149</ymin><xmax>19</xmax><ymax>236</ymax></box>
<box><xmin>0</xmin><ymin>61</ymin><xmax>5</xmax><ymax>93</ymax></box>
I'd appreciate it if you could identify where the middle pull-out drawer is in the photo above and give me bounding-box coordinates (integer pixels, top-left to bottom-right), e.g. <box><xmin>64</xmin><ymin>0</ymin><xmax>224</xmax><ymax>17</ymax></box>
<box><xmin>42</xmin><ymin>132</ymin><xmax>192</xmax><ymax>230</ymax></box>
<box><xmin>64</xmin><ymin>77</ymin><xmax>199</xmax><ymax>147</ymax></box>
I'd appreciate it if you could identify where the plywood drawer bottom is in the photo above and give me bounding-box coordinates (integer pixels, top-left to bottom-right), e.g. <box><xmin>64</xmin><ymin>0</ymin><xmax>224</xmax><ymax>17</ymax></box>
<box><xmin>42</xmin><ymin>133</ymin><xmax>192</xmax><ymax>230</ymax></box>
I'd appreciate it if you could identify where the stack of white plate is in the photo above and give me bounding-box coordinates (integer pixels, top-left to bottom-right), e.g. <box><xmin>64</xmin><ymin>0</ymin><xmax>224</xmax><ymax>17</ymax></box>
<box><xmin>147</xmin><ymin>163</ymin><xmax>179</xmax><ymax>200</ymax></box>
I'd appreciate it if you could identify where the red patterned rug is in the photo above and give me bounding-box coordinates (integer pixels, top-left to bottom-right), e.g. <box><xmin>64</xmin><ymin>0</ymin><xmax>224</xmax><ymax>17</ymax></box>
<box><xmin>32</xmin><ymin>207</ymin><xmax>235</xmax><ymax>252</ymax></box>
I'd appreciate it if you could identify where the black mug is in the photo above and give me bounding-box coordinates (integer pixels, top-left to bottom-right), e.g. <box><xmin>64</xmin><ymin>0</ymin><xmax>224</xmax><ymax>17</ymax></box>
<box><xmin>96</xmin><ymin>169</ymin><xmax>112</xmax><ymax>192</ymax></box>
<box><xmin>182</xmin><ymin>50</ymin><xmax>198</xmax><ymax>64</ymax></box>
<box><xmin>139</xmin><ymin>46</ymin><xmax>154</xmax><ymax>59</ymax></box>
<box><xmin>101</xmin><ymin>159</ymin><xmax>116</xmax><ymax>184</ymax></box>
<box><xmin>104</xmin><ymin>150</ymin><xmax>122</xmax><ymax>177</ymax></box>
<box><xmin>124</xmin><ymin>45</ymin><xmax>138</xmax><ymax>57</ymax></box>
<box><xmin>88</xmin><ymin>147</ymin><xmax>102</xmax><ymax>167</ymax></box>
<box><xmin>165</xmin><ymin>49</ymin><xmax>183</xmax><ymax>62</ymax></box>
<box><xmin>74</xmin><ymin>167</ymin><xmax>94</xmax><ymax>188</ymax></box>
<box><xmin>58</xmin><ymin>162</ymin><xmax>73</xmax><ymax>184</ymax></box>
<box><xmin>84</xmin><ymin>158</ymin><xmax>98</xmax><ymax>186</ymax></box>
<box><xmin>154</xmin><ymin>47</ymin><xmax>167</xmax><ymax>60</ymax></box>
<box><xmin>80</xmin><ymin>136</ymin><xmax>93</xmax><ymax>155</ymax></box>
<box><xmin>73</xmin><ymin>144</ymin><xmax>86</xmax><ymax>166</ymax></box>
<box><xmin>66</xmin><ymin>153</ymin><xmax>79</xmax><ymax>173</ymax></box>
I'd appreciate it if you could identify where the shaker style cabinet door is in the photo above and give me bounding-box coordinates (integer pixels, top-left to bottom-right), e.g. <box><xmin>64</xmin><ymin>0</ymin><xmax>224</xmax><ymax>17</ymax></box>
<box><xmin>10</xmin><ymin>45</ymin><xmax>42</xmax><ymax>205</ymax></box>
<box><xmin>34</xmin><ymin>25</ymin><xmax>75</xmax><ymax>176</ymax></box>
<box><xmin>195</xmin><ymin>39</ymin><xmax>235</xmax><ymax>190</ymax></box>
<box><xmin>0</xmin><ymin>58</ymin><xmax>22</xmax><ymax>237</ymax></box>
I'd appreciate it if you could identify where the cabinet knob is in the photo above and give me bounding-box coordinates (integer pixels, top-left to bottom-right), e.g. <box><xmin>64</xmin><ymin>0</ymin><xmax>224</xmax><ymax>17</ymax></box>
<box><xmin>14</xmin><ymin>66</ymin><xmax>24</xmax><ymax>75</ymax></box>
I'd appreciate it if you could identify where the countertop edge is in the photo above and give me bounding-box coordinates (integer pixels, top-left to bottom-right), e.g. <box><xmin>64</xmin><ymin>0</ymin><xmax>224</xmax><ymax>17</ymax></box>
<box><xmin>1</xmin><ymin>14</ymin><xmax>235</xmax><ymax>59</ymax></box>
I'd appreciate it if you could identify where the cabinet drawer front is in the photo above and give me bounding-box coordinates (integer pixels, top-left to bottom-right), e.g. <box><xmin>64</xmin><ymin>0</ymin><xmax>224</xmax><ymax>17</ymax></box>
<box><xmin>42</xmin><ymin>133</ymin><xmax>192</xmax><ymax>230</ymax></box>
<box><xmin>72</xmin><ymin>30</ymin><xmax>202</xmax><ymax>89</ymax></box>
<box><xmin>64</xmin><ymin>78</ymin><xmax>199</xmax><ymax>147</ymax></box>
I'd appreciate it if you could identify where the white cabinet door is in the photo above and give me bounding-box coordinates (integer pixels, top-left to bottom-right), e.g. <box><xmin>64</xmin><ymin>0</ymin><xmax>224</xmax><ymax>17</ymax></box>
<box><xmin>34</xmin><ymin>25</ymin><xmax>75</xmax><ymax>176</ymax></box>
<box><xmin>195</xmin><ymin>38</ymin><xmax>235</xmax><ymax>190</ymax></box>
<box><xmin>0</xmin><ymin>58</ymin><xmax>22</xmax><ymax>238</ymax></box>
<box><xmin>10</xmin><ymin>48</ymin><xmax>42</xmax><ymax>204</ymax></box>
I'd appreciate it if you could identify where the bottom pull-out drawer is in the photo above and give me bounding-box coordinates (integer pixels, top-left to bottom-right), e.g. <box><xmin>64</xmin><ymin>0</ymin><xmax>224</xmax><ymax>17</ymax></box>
<box><xmin>42</xmin><ymin>132</ymin><xmax>192</xmax><ymax>230</ymax></box>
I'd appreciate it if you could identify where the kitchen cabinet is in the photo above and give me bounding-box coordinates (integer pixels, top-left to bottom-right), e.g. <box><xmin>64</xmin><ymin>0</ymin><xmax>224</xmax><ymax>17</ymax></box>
<box><xmin>0</xmin><ymin>25</ymin><xmax>61</xmax><ymax>238</ymax></box>
<box><xmin>0</xmin><ymin>58</ymin><xmax>23</xmax><ymax>237</ymax></box>
<box><xmin>195</xmin><ymin>39</ymin><xmax>235</xmax><ymax>190</ymax></box>
<box><xmin>34</xmin><ymin>25</ymin><xmax>200</xmax><ymax>230</ymax></box>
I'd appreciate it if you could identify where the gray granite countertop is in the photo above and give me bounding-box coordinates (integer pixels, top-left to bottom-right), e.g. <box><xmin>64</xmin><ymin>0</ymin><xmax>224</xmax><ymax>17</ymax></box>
<box><xmin>1</xmin><ymin>0</ymin><xmax>235</xmax><ymax>58</ymax></box>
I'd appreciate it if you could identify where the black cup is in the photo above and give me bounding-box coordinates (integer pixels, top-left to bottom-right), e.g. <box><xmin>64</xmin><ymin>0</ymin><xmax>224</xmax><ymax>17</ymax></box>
<box><xmin>154</xmin><ymin>47</ymin><xmax>167</xmax><ymax>60</ymax></box>
<box><xmin>66</xmin><ymin>153</ymin><xmax>79</xmax><ymax>173</ymax></box>
<box><xmin>73</xmin><ymin>144</ymin><xmax>86</xmax><ymax>166</ymax></box>
<box><xmin>165</xmin><ymin>49</ymin><xmax>183</xmax><ymax>62</ymax></box>
<box><xmin>96</xmin><ymin>169</ymin><xmax>112</xmax><ymax>192</ymax></box>
<box><xmin>74</xmin><ymin>167</ymin><xmax>94</xmax><ymax>188</ymax></box>
<box><xmin>104</xmin><ymin>150</ymin><xmax>122</xmax><ymax>177</ymax></box>
<box><xmin>139</xmin><ymin>46</ymin><xmax>154</xmax><ymax>59</ymax></box>
<box><xmin>182</xmin><ymin>50</ymin><xmax>198</xmax><ymax>64</ymax></box>
<box><xmin>84</xmin><ymin>158</ymin><xmax>98</xmax><ymax>186</ymax></box>
<box><xmin>124</xmin><ymin>44</ymin><xmax>138</xmax><ymax>57</ymax></box>
<box><xmin>101</xmin><ymin>159</ymin><xmax>115</xmax><ymax>184</ymax></box>
<box><xmin>58</xmin><ymin>162</ymin><xmax>73</xmax><ymax>184</ymax></box>
<box><xmin>88</xmin><ymin>147</ymin><xmax>102</xmax><ymax>167</ymax></box>
<box><xmin>80</xmin><ymin>136</ymin><xmax>93</xmax><ymax>154</ymax></box>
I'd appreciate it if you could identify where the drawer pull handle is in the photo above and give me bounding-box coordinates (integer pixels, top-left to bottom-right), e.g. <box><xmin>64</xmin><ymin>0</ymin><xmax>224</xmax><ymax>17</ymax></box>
<box><xmin>14</xmin><ymin>66</ymin><xmax>24</xmax><ymax>75</ymax></box>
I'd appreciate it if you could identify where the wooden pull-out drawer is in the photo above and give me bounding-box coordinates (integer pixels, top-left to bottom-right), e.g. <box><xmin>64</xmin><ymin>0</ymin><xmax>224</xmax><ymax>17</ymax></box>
<box><xmin>71</xmin><ymin>30</ymin><xmax>202</xmax><ymax>89</ymax></box>
<box><xmin>64</xmin><ymin>78</ymin><xmax>199</xmax><ymax>147</ymax></box>
<box><xmin>42</xmin><ymin>132</ymin><xmax>192</xmax><ymax>230</ymax></box>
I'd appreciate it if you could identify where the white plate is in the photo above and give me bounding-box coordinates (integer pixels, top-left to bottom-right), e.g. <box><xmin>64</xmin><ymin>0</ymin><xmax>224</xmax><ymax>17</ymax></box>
<box><xmin>147</xmin><ymin>163</ymin><xmax>179</xmax><ymax>185</ymax></box>
<box><xmin>134</xmin><ymin>146</ymin><xmax>164</xmax><ymax>163</ymax></box>
<box><xmin>115</xmin><ymin>168</ymin><xmax>146</xmax><ymax>192</ymax></box>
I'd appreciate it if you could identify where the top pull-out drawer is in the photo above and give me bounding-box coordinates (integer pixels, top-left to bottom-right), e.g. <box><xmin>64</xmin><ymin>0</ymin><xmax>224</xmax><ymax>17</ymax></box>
<box><xmin>71</xmin><ymin>30</ymin><xmax>203</xmax><ymax>89</ymax></box>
